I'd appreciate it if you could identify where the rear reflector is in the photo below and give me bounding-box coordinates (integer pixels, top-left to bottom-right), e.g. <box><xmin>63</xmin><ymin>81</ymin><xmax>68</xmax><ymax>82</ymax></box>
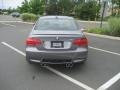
<box><xmin>73</xmin><ymin>38</ymin><xmax>88</xmax><ymax>46</ymax></box>
<box><xmin>26</xmin><ymin>37</ymin><xmax>42</xmax><ymax>46</ymax></box>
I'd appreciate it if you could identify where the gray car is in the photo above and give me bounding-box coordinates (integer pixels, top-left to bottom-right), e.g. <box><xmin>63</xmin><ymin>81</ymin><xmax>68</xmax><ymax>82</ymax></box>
<box><xmin>25</xmin><ymin>16</ymin><xmax>88</xmax><ymax>67</ymax></box>
<box><xmin>11</xmin><ymin>12</ymin><xmax>20</xmax><ymax>17</ymax></box>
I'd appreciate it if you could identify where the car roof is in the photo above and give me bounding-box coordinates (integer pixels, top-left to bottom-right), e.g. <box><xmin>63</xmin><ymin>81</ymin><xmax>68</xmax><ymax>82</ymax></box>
<box><xmin>39</xmin><ymin>16</ymin><xmax>74</xmax><ymax>20</ymax></box>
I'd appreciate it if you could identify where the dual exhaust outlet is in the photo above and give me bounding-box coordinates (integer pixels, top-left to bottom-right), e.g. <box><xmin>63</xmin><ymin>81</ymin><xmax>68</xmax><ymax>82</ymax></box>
<box><xmin>31</xmin><ymin>59</ymin><xmax>74</xmax><ymax>67</ymax></box>
<box><xmin>40</xmin><ymin>63</ymin><xmax>74</xmax><ymax>67</ymax></box>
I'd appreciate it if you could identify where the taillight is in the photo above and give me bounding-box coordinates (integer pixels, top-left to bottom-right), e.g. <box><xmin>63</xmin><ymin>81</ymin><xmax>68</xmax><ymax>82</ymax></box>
<box><xmin>73</xmin><ymin>38</ymin><xmax>88</xmax><ymax>46</ymax></box>
<box><xmin>26</xmin><ymin>37</ymin><xmax>42</xmax><ymax>46</ymax></box>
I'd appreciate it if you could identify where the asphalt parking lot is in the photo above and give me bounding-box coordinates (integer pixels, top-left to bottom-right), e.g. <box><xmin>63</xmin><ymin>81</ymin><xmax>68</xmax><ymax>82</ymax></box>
<box><xmin>0</xmin><ymin>19</ymin><xmax>120</xmax><ymax>90</ymax></box>
<box><xmin>0</xmin><ymin>15</ymin><xmax>21</xmax><ymax>21</ymax></box>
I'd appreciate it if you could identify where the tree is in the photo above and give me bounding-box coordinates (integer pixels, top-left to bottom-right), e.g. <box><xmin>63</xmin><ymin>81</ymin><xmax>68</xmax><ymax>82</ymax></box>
<box><xmin>17</xmin><ymin>0</ymin><xmax>45</xmax><ymax>15</ymax></box>
<box><xmin>30</xmin><ymin>0</ymin><xmax>45</xmax><ymax>15</ymax></box>
<box><xmin>18</xmin><ymin>0</ymin><xmax>30</xmax><ymax>13</ymax></box>
<box><xmin>6</xmin><ymin>7</ymin><xmax>17</xmax><ymax>14</ymax></box>
<box><xmin>111</xmin><ymin>0</ymin><xmax>120</xmax><ymax>16</ymax></box>
<box><xmin>58</xmin><ymin>0</ymin><xmax>74</xmax><ymax>15</ymax></box>
<box><xmin>116</xmin><ymin>0</ymin><xmax>120</xmax><ymax>14</ymax></box>
<box><xmin>18</xmin><ymin>0</ymin><xmax>101</xmax><ymax>20</ymax></box>
<box><xmin>75</xmin><ymin>0</ymin><xmax>100</xmax><ymax>20</ymax></box>
<box><xmin>74</xmin><ymin>0</ymin><xmax>85</xmax><ymax>5</ymax></box>
<box><xmin>46</xmin><ymin>0</ymin><xmax>75</xmax><ymax>15</ymax></box>
<box><xmin>45</xmin><ymin>0</ymin><xmax>59</xmax><ymax>15</ymax></box>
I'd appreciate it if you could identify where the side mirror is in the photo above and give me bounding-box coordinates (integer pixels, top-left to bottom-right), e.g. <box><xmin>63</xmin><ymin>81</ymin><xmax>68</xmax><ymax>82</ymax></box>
<box><xmin>80</xmin><ymin>28</ymin><xmax>87</xmax><ymax>32</ymax></box>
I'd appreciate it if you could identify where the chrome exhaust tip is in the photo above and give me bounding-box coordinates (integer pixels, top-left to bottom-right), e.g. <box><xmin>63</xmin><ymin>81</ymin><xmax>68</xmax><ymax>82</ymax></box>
<box><xmin>40</xmin><ymin>63</ymin><xmax>47</xmax><ymax>67</ymax></box>
<box><xmin>66</xmin><ymin>63</ymin><xmax>73</xmax><ymax>68</ymax></box>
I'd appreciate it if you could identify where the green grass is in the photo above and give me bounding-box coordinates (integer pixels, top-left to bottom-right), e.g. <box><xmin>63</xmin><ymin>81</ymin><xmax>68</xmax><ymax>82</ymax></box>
<box><xmin>87</xmin><ymin>28</ymin><xmax>110</xmax><ymax>35</ymax></box>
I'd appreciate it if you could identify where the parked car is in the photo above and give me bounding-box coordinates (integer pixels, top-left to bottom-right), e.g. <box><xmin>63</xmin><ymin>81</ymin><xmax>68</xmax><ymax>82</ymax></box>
<box><xmin>11</xmin><ymin>12</ymin><xmax>20</xmax><ymax>17</ymax></box>
<box><xmin>25</xmin><ymin>16</ymin><xmax>88</xmax><ymax>67</ymax></box>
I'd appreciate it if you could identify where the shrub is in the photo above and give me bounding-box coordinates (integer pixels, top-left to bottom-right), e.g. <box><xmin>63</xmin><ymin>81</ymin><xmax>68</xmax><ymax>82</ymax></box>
<box><xmin>108</xmin><ymin>17</ymin><xmax>120</xmax><ymax>37</ymax></box>
<box><xmin>21</xmin><ymin>13</ymin><xmax>38</xmax><ymax>22</ymax></box>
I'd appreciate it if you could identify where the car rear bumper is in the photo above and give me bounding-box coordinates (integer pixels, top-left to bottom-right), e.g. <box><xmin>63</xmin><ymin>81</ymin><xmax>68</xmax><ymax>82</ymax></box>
<box><xmin>26</xmin><ymin>47</ymin><xmax>88</xmax><ymax>64</ymax></box>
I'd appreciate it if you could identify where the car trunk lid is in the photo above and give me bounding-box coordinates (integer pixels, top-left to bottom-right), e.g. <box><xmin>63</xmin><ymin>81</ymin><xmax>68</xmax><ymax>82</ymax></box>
<box><xmin>30</xmin><ymin>30</ymin><xmax>84</xmax><ymax>50</ymax></box>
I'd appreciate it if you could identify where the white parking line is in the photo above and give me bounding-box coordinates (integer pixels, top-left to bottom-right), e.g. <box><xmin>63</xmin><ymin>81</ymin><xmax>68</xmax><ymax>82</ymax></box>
<box><xmin>1</xmin><ymin>42</ymin><xmax>25</xmax><ymax>56</ymax></box>
<box><xmin>89</xmin><ymin>46</ymin><xmax>120</xmax><ymax>56</ymax></box>
<box><xmin>0</xmin><ymin>22</ymin><xmax>16</xmax><ymax>27</ymax></box>
<box><xmin>46</xmin><ymin>66</ymin><xmax>94</xmax><ymax>90</ymax></box>
<box><xmin>97</xmin><ymin>73</ymin><xmax>120</xmax><ymax>90</ymax></box>
<box><xmin>1</xmin><ymin>42</ymin><xmax>94</xmax><ymax>90</ymax></box>
<box><xmin>89</xmin><ymin>46</ymin><xmax>120</xmax><ymax>90</ymax></box>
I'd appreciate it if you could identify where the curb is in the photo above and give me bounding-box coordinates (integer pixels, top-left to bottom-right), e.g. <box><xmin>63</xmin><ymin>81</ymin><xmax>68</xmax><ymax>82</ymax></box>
<box><xmin>0</xmin><ymin>21</ymin><xmax>34</xmax><ymax>24</ymax></box>
<box><xmin>18</xmin><ymin>21</ymin><xmax>34</xmax><ymax>24</ymax></box>
<box><xmin>0</xmin><ymin>21</ymin><xmax>21</xmax><ymax>22</ymax></box>
<box><xmin>84</xmin><ymin>32</ymin><xmax>120</xmax><ymax>41</ymax></box>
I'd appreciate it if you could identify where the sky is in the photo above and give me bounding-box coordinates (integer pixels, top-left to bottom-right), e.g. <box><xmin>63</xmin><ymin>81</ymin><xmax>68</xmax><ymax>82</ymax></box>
<box><xmin>0</xmin><ymin>0</ymin><xmax>25</xmax><ymax>9</ymax></box>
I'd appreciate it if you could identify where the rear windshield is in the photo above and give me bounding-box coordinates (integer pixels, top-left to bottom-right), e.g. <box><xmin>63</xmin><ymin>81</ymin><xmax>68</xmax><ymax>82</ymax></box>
<box><xmin>34</xmin><ymin>19</ymin><xmax>78</xmax><ymax>30</ymax></box>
